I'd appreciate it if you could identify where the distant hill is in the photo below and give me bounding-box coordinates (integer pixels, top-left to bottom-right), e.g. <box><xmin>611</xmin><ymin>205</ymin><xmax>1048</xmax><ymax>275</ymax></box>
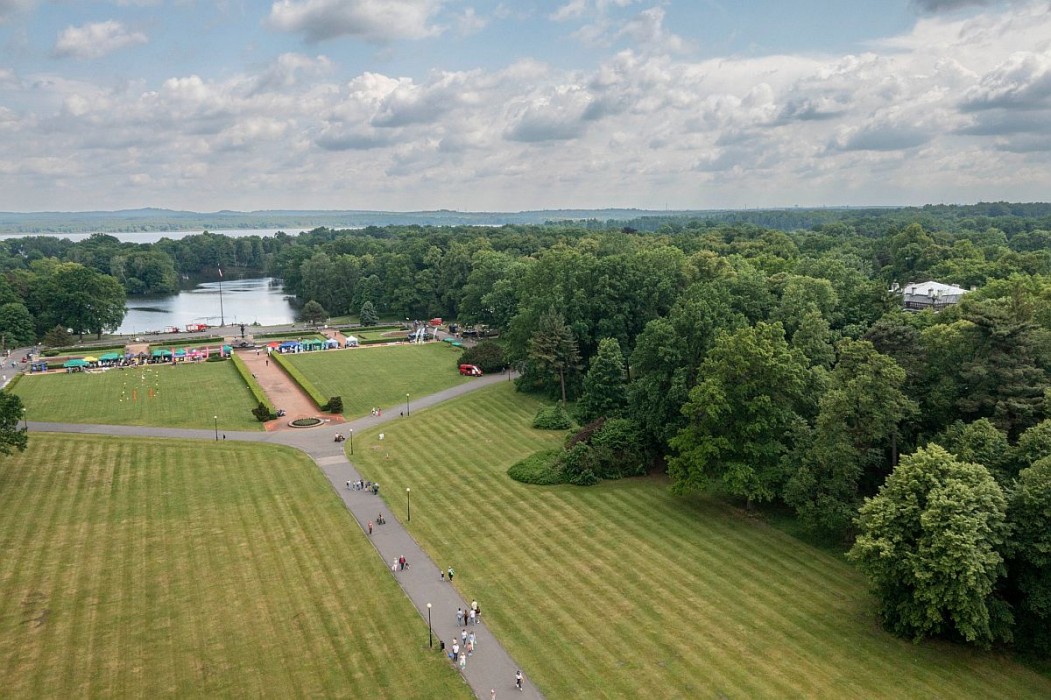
<box><xmin>0</xmin><ymin>206</ymin><xmax>878</xmax><ymax>234</ymax></box>
<box><xmin>1</xmin><ymin>202</ymin><xmax>1049</xmax><ymax>234</ymax></box>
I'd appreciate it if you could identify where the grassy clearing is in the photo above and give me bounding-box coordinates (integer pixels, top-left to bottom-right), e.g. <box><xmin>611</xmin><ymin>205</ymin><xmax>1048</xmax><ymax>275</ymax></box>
<box><xmin>350</xmin><ymin>383</ymin><xmax>1051</xmax><ymax>699</ymax></box>
<box><xmin>284</xmin><ymin>342</ymin><xmax>471</xmax><ymax>418</ymax></box>
<box><xmin>0</xmin><ymin>434</ymin><xmax>470</xmax><ymax>699</ymax></box>
<box><xmin>11</xmin><ymin>361</ymin><xmax>261</xmax><ymax>431</ymax></box>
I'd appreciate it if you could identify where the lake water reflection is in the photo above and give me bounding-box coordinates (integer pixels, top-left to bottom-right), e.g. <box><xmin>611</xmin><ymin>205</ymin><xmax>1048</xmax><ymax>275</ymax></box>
<box><xmin>118</xmin><ymin>277</ymin><xmax>296</xmax><ymax>334</ymax></box>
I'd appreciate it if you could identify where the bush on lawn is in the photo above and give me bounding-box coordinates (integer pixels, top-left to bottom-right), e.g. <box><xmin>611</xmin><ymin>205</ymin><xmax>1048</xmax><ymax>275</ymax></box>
<box><xmin>252</xmin><ymin>402</ymin><xmax>275</xmax><ymax>422</ymax></box>
<box><xmin>507</xmin><ymin>449</ymin><xmax>564</xmax><ymax>485</ymax></box>
<box><xmin>533</xmin><ymin>404</ymin><xmax>572</xmax><ymax>430</ymax></box>
<box><xmin>324</xmin><ymin>396</ymin><xmax>344</xmax><ymax>413</ymax></box>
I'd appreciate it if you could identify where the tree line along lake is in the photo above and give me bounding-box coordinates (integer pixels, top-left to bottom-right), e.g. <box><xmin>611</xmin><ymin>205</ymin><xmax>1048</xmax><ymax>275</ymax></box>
<box><xmin>0</xmin><ymin>230</ymin><xmax>299</xmax><ymax>334</ymax></box>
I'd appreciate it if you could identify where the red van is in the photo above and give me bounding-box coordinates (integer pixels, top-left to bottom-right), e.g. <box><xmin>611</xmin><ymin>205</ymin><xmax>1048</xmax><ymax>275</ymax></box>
<box><xmin>458</xmin><ymin>364</ymin><xmax>482</xmax><ymax>376</ymax></box>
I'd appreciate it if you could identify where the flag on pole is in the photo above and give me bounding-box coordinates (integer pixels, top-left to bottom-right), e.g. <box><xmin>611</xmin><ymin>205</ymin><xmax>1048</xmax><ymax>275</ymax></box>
<box><xmin>218</xmin><ymin>266</ymin><xmax>223</xmax><ymax>278</ymax></box>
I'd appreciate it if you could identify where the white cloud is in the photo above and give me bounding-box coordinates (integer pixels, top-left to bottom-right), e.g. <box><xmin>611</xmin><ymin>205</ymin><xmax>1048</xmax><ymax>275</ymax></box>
<box><xmin>253</xmin><ymin>52</ymin><xmax>333</xmax><ymax>93</ymax></box>
<box><xmin>267</xmin><ymin>0</ymin><xmax>444</xmax><ymax>42</ymax></box>
<box><xmin>53</xmin><ymin>20</ymin><xmax>148</xmax><ymax>60</ymax></box>
<box><xmin>7</xmin><ymin>1</ymin><xmax>1051</xmax><ymax>211</ymax></box>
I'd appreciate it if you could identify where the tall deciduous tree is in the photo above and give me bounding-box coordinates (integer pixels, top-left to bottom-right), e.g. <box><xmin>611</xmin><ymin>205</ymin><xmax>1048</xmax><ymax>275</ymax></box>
<box><xmin>785</xmin><ymin>339</ymin><xmax>916</xmax><ymax>539</ymax></box>
<box><xmin>300</xmin><ymin>300</ymin><xmax>327</xmax><ymax>326</ymax></box>
<box><xmin>669</xmin><ymin>322</ymin><xmax>809</xmax><ymax>506</ymax></box>
<box><xmin>849</xmin><ymin>445</ymin><xmax>1011</xmax><ymax>647</ymax></box>
<box><xmin>1006</xmin><ymin>457</ymin><xmax>1051</xmax><ymax>655</ymax></box>
<box><xmin>0</xmin><ymin>302</ymin><xmax>36</xmax><ymax>347</ymax></box>
<box><xmin>46</xmin><ymin>263</ymin><xmax>126</xmax><ymax>339</ymax></box>
<box><xmin>527</xmin><ymin>308</ymin><xmax>581</xmax><ymax>405</ymax></box>
<box><xmin>579</xmin><ymin>337</ymin><xmax>627</xmax><ymax>422</ymax></box>
<box><xmin>0</xmin><ymin>392</ymin><xmax>28</xmax><ymax>456</ymax></box>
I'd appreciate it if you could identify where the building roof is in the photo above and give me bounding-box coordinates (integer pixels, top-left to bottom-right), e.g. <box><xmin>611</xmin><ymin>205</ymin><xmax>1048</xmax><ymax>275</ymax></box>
<box><xmin>899</xmin><ymin>280</ymin><xmax>969</xmax><ymax>308</ymax></box>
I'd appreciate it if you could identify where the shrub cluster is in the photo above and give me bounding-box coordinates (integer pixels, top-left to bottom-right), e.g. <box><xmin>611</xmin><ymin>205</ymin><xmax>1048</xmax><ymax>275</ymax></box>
<box><xmin>532</xmin><ymin>404</ymin><xmax>572</xmax><ymax>430</ymax></box>
<box><xmin>506</xmin><ymin>449</ymin><xmax>563</xmax><ymax>485</ymax></box>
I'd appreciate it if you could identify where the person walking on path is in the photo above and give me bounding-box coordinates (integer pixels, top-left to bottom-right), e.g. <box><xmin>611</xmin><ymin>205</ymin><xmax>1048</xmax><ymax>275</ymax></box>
<box><xmin>456</xmin><ymin>608</ymin><xmax>464</xmax><ymax>626</ymax></box>
<box><xmin>367</xmin><ymin>520</ymin><xmax>373</xmax><ymax>535</ymax></box>
<box><xmin>468</xmin><ymin>608</ymin><xmax>476</xmax><ymax>626</ymax></box>
<box><xmin>459</xmin><ymin>650</ymin><xmax>467</xmax><ymax>670</ymax></box>
<box><xmin>516</xmin><ymin>670</ymin><xmax>524</xmax><ymax>692</ymax></box>
<box><xmin>447</xmin><ymin>566</ymin><xmax>455</xmax><ymax>582</ymax></box>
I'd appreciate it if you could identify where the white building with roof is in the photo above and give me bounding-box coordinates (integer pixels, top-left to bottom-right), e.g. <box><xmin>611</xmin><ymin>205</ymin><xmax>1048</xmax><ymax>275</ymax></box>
<box><xmin>894</xmin><ymin>280</ymin><xmax>970</xmax><ymax>311</ymax></box>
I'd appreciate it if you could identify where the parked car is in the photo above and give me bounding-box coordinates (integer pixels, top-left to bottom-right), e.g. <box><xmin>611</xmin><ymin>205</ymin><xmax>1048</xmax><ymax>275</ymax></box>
<box><xmin>459</xmin><ymin>364</ymin><xmax>482</xmax><ymax>376</ymax></box>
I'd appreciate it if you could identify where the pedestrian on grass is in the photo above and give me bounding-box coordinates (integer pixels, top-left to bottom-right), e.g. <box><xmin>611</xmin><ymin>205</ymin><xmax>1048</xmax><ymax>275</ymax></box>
<box><xmin>447</xmin><ymin>567</ymin><xmax>455</xmax><ymax>582</ymax></box>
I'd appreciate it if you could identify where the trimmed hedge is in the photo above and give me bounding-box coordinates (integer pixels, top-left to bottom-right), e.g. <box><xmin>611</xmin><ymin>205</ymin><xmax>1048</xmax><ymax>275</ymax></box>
<box><xmin>270</xmin><ymin>352</ymin><xmax>327</xmax><ymax>409</ymax></box>
<box><xmin>230</xmin><ymin>352</ymin><xmax>276</xmax><ymax>418</ymax></box>
<box><xmin>507</xmin><ymin>449</ymin><xmax>564</xmax><ymax>485</ymax></box>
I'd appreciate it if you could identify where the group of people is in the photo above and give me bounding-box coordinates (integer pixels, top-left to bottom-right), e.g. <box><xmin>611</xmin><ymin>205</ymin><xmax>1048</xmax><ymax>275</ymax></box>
<box><xmin>369</xmin><ymin>407</ymin><xmax>382</xmax><ymax>416</ymax></box>
<box><xmin>456</xmin><ymin>600</ymin><xmax>482</xmax><ymax>627</ymax></box>
<box><xmin>333</xmin><ymin>433</ymin><xmax>346</xmax><ymax>442</ymax></box>
<box><xmin>392</xmin><ymin>555</ymin><xmax>409</xmax><ymax>572</ymax></box>
<box><xmin>347</xmin><ymin>479</ymin><xmax>379</xmax><ymax>495</ymax></box>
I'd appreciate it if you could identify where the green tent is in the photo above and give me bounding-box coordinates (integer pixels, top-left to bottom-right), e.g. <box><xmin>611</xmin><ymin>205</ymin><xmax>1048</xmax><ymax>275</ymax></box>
<box><xmin>99</xmin><ymin>352</ymin><xmax>121</xmax><ymax>361</ymax></box>
<box><xmin>63</xmin><ymin>358</ymin><xmax>88</xmax><ymax>368</ymax></box>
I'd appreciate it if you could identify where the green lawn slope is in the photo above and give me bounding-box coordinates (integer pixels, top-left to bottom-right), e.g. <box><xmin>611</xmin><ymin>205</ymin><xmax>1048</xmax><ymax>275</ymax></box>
<box><xmin>350</xmin><ymin>382</ymin><xmax>1051</xmax><ymax>699</ymax></box>
<box><xmin>0</xmin><ymin>434</ymin><xmax>470</xmax><ymax>699</ymax></box>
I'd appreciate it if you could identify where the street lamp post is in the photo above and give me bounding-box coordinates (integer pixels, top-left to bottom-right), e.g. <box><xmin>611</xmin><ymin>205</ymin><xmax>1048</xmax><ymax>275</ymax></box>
<box><xmin>349</xmin><ymin>428</ymin><xmax>354</xmax><ymax>455</ymax></box>
<box><xmin>405</xmin><ymin>393</ymin><xmax>410</xmax><ymax>416</ymax></box>
<box><xmin>406</xmin><ymin>487</ymin><xmax>411</xmax><ymax>522</ymax></box>
<box><xmin>214</xmin><ymin>415</ymin><xmax>218</xmax><ymax>441</ymax></box>
<box><xmin>22</xmin><ymin>407</ymin><xmax>27</xmax><ymax>433</ymax></box>
<box><xmin>427</xmin><ymin>602</ymin><xmax>433</xmax><ymax>648</ymax></box>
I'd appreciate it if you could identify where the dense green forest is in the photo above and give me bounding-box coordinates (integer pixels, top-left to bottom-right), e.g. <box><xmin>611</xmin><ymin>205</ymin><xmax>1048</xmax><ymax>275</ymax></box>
<box><xmin>2</xmin><ymin>206</ymin><xmax>1050</xmax><ymax>656</ymax></box>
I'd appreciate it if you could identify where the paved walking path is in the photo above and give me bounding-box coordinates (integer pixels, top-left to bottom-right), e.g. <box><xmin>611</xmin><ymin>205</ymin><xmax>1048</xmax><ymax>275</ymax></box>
<box><xmin>28</xmin><ymin>368</ymin><xmax>543</xmax><ymax>700</ymax></box>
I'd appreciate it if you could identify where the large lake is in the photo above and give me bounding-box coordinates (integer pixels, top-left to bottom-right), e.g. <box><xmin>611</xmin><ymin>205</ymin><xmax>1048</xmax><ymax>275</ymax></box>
<box><xmin>118</xmin><ymin>277</ymin><xmax>296</xmax><ymax>335</ymax></box>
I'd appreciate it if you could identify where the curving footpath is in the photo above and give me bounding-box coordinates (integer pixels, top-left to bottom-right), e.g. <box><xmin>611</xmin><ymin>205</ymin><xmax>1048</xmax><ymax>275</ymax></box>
<box><xmin>29</xmin><ymin>369</ymin><xmax>544</xmax><ymax>700</ymax></box>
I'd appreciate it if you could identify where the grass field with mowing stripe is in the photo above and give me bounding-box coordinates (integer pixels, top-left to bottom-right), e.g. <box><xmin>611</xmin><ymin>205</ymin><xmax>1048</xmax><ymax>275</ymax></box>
<box><xmin>350</xmin><ymin>383</ymin><xmax>1051</xmax><ymax>699</ymax></box>
<box><xmin>284</xmin><ymin>342</ymin><xmax>472</xmax><ymax>418</ymax></box>
<box><xmin>0</xmin><ymin>434</ymin><xmax>470</xmax><ymax>699</ymax></box>
<box><xmin>12</xmin><ymin>361</ymin><xmax>261</xmax><ymax>430</ymax></box>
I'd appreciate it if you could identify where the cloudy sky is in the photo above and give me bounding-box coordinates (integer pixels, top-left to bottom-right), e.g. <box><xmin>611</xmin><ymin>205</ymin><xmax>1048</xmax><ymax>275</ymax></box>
<box><xmin>1</xmin><ymin>1</ymin><xmax>1050</xmax><ymax>212</ymax></box>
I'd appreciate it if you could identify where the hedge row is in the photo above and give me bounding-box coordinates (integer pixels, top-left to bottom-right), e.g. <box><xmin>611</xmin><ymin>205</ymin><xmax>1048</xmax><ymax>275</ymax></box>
<box><xmin>229</xmin><ymin>352</ymin><xmax>276</xmax><ymax>416</ymax></box>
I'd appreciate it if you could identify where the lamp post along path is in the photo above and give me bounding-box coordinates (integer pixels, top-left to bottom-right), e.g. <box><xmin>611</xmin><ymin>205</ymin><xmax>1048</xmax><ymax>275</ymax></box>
<box><xmin>406</xmin><ymin>487</ymin><xmax>411</xmax><ymax>522</ymax></box>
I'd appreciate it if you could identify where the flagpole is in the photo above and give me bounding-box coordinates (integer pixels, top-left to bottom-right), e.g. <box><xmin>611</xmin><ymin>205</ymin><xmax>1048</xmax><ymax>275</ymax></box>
<box><xmin>218</xmin><ymin>264</ymin><xmax>225</xmax><ymax>327</ymax></box>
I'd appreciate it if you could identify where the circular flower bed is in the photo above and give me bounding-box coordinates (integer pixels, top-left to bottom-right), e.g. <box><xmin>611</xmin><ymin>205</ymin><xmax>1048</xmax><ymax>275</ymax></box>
<box><xmin>289</xmin><ymin>417</ymin><xmax>323</xmax><ymax>428</ymax></box>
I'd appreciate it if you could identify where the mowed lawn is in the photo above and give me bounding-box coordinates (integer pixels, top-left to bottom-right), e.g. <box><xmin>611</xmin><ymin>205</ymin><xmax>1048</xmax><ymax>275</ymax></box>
<box><xmin>0</xmin><ymin>434</ymin><xmax>470</xmax><ymax>699</ymax></box>
<box><xmin>284</xmin><ymin>342</ymin><xmax>472</xmax><ymax>417</ymax></box>
<box><xmin>12</xmin><ymin>361</ymin><xmax>261</xmax><ymax>430</ymax></box>
<box><xmin>349</xmin><ymin>383</ymin><xmax>1051</xmax><ymax>699</ymax></box>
